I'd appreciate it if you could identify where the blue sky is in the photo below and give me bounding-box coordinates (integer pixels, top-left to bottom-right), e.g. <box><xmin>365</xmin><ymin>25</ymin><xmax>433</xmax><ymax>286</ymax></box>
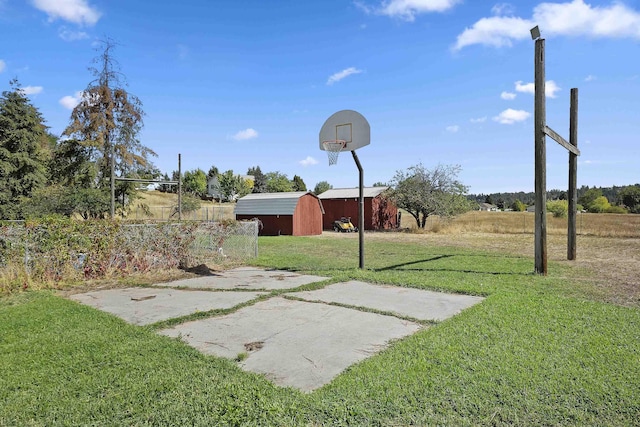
<box><xmin>1</xmin><ymin>0</ymin><xmax>638</xmax><ymax>194</ymax></box>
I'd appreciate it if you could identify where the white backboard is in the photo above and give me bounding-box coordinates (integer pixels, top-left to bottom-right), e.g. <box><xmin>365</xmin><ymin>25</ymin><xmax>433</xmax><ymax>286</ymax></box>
<box><xmin>319</xmin><ymin>110</ymin><xmax>370</xmax><ymax>152</ymax></box>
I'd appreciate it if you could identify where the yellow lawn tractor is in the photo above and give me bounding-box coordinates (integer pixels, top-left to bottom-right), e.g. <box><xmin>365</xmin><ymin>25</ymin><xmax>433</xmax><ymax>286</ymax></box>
<box><xmin>333</xmin><ymin>217</ymin><xmax>358</xmax><ymax>233</ymax></box>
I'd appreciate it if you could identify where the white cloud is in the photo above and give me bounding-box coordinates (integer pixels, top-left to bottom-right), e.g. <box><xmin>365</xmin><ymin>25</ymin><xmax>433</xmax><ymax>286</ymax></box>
<box><xmin>379</xmin><ymin>0</ymin><xmax>461</xmax><ymax>21</ymax></box>
<box><xmin>454</xmin><ymin>0</ymin><xmax>640</xmax><ymax>51</ymax></box>
<box><xmin>0</xmin><ymin>59</ymin><xmax>5</xmax><ymax>73</ymax></box>
<box><xmin>59</xmin><ymin>91</ymin><xmax>83</xmax><ymax>109</ymax></box>
<box><xmin>58</xmin><ymin>26</ymin><xmax>88</xmax><ymax>41</ymax></box>
<box><xmin>515</xmin><ymin>80</ymin><xmax>534</xmax><ymax>94</ymax></box>
<box><xmin>493</xmin><ymin>108</ymin><xmax>530</xmax><ymax>124</ymax></box>
<box><xmin>445</xmin><ymin>125</ymin><xmax>459</xmax><ymax>133</ymax></box>
<box><xmin>544</xmin><ymin>81</ymin><xmax>560</xmax><ymax>98</ymax></box>
<box><xmin>299</xmin><ymin>156</ymin><xmax>319</xmax><ymax>167</ymax></box>
<box><xmin>232</xmin><ymin>128</ymin><xmax>259</xmax><ymax>141</ymax></box>
<box><xmin>454</xmin><ymin>16</ymin><xmax>532</xmax><ymax>50</ymax></box>
<box><xmin>327</xmin><ymin>67</ymin><xmax>363</xmax><ymax>85</ymax></box>
<box><xmin>533</xmin><ymin>0</ymin><xmax>640</xmax><ymax>38</ymax></box>
<box><xmin>515</xmin><ymin>80</ymin><xmax>560</xmax><ymax>98</ymax></box>
<box><xmin>492</xmin><ymin>3</ymin><xmax>516</xmax><ymax>16</ymax></box>
<box><xmin>584</xmin><ymin>74</ymin><xmax>596</xmax><ymax>82</ymax></box>
<box><xmin>470</xmin><ymin>116</ymin><xmax>487</xmax><ymax>123</ymax></box>
<box><xmin>31</xmin><ymin>0</ymin><xmax>100</xmax><ymax>25</ymax></box>
<box><xmin>19</xmin><ymin>86</ymin><xmax>43</xmax><ymax>95</ymax></box>
<box><xmin>501</xmin><ymin>91</ymin><xmax>516</xmax><ymax>100</ymax></box>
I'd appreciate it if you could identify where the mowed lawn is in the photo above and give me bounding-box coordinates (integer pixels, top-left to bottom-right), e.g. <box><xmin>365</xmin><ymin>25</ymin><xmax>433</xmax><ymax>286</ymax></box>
<box><xmin>1</xmin><ymin>234</ymin><xmax>639</xmax><ymax>425</ymax></box>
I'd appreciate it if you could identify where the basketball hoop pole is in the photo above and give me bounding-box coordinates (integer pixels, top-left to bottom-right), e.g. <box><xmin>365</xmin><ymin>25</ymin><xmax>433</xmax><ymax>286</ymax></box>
<box><xmin>351</xmin><ymin>151</ymin><xmax>364</xmax><ymax>269</ymax></box>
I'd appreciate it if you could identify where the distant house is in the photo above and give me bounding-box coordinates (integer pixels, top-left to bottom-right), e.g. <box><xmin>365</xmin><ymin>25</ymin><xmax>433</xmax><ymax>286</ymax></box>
<box><xmin>318</xmin><ymin>187</ymin><xmax>398</xmax><ymax>230</ymax></box>
<box><xmin>526</xmin><ymin>205</ymin><xmax>536</xmax><ymax>213</ymax></box>
<box><xmin>234</xmin><ymin>191</ymin><xmax>324</xmax><ymax>236</ymax></box>
<box><xmin>207</xmin><ymin>174</ymin><xmax>254</xmax><ymax>201</ymax></box>
<box><xmin>479</xmin><ymin>203</ymin><xmax>498</xmax><ymax>212</ymax></box>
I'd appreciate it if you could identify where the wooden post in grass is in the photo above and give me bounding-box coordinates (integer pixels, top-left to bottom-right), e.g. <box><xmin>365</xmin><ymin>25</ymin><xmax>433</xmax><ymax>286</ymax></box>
<box><xmin>178</xmin><ymin>153</ymin><xmax>182</xmax><ymax>221</ymax></box>
<box><xmin>568</xmin><ymin>89</ymin><xmax>578</xmax><ymax>260</ymax></box>
<box><xmin>534</xmin><ymin>37</ymin><xmax>547</xmax><ymax>275</ymax></box>
<box><xmin>532</xmin><ymin>27</ymin><xmax>581</xmax><ymax>272</ymax></box>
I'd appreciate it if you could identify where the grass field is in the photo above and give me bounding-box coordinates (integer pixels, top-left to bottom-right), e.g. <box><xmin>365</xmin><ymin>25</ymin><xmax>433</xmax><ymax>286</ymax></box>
<box><xmin>1</xmin><ymin>230</ymin><xmax>639</xmax><ymax>425</ymax></box>
<box><xmin>130</xmin><ymin>190</ymin><xmax>235</xmax><ymax>221</ymax></box>
<box><xmin>401</xmin><ymin>210</ymin><xmax>640</xmax><ymax>238</ymax></box>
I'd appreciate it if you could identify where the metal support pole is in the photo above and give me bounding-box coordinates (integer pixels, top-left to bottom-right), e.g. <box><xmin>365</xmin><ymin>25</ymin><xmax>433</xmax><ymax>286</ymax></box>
<box><xmin>178</xmin><ymin>153</ymin><xmax>182</xmax><ymax>221</ymax></box>
<box><xmin>568</xmin><ymin>88</ymin><xmax>578</xmax><ymax>260</ymax></box>
<box><xmin>351</xmin><ymin>150</ymin><xmax>364</xmax><ymax>269</ymax></box>
<box><xmin>534</xmin><ymin>38</ymin><xmax>547</xmax><ymax>275</ymax></box>
<box><xmin>110</xmin><ymin>140</ymin><xmax>115</xmax><ymax>219</ymax></box>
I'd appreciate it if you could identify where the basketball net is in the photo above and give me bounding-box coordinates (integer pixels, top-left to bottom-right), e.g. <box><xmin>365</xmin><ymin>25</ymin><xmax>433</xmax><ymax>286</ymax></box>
<box><xmin>322</xmin><ymin>140</ymin><xmax>346</xmax><ymax>166</ymax></box>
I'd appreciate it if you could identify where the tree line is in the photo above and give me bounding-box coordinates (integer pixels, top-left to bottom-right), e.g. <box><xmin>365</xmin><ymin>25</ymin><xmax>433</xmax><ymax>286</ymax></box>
<box><xmin>158</xmin><ymin>165</ymin><xmax>330</xmax><ymax>202</ymax></box>
<box><xmin>469</xmin><ymin>184</ymin><xmax>640</xmax><ymax>214</ymax></box>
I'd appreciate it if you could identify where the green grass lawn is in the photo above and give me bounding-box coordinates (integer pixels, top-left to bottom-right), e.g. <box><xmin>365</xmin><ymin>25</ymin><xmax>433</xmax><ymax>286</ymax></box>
<box><xmin>1</xmin><ymin>235</ymin><xmax>638</xmax><ymax>425</ymax></box>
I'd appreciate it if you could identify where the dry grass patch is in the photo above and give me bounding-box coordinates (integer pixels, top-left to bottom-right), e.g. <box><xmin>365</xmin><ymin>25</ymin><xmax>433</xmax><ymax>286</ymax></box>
<box><xmin>354</xmin><ymin>230</ymin><xmax>639</xmax><ymax>307</ymax></box>
<box><xmin>132</xmin><ymin>190</ymin><xmax>236</xmax><ymax>221</ymax></box>
<box><xmin>400</xmin><ymin>211</ymin><xmax>640</xmax><ymax>238</ymax></box>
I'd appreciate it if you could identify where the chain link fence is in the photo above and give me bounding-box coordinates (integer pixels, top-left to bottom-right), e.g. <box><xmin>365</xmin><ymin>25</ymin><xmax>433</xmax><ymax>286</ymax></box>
<box><xmin>128</xmin><ymin>205</ymin><xmax>235</xmax><ymax>221</ymax></box>
<box><xmin>0</xmin><ymin>220</ymin><xmax>259</xmax><ymax>284</ymax></box>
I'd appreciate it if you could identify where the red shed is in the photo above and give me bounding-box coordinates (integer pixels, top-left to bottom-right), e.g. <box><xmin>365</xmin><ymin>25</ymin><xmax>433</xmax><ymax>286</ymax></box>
<box><xmin>318</xmin><ymin>187</ymin><xmax>398</xmax><ymax>231</ymax></box>
<box><xmin>235</xmin><ymin>192</ymin><xmax>325</xmax><ymax>236</ymax></box>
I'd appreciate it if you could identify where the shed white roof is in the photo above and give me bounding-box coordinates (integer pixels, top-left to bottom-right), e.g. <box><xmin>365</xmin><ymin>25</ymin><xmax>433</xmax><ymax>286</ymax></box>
<box><xmin>318</xmin><ymin>187</ymin><xmax>389</xmax><ymax>199</ymax></box>
<box><xmin>235</xmin><ymin>191</ymin><xmax>322</xmax><ymax>215</ymax></box>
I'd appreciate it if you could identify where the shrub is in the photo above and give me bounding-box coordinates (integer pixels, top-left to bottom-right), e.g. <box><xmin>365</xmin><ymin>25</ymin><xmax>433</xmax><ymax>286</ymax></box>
<box><xmin>605</xmin><ymin>206</ymin><xmax>628</xmax><ymax>214</ymax></box>
<box><xmin>589</xmin><ymin>196</ymin><xmax>611</xmax><ymax>213</ymax></box>
<box><xmin>511</xmin><ymin>200</ymin><xmax>526</xmax><ymax>212</ymax></box>
<box><xmin>0</xmin><ymin>219</ymin><xmax>253</xmax><ymax>293</ymax></box>
<box><xmin>547</xmin><ymin>200</ymin><xmax>568</xmax><ymax>218</ymax></box>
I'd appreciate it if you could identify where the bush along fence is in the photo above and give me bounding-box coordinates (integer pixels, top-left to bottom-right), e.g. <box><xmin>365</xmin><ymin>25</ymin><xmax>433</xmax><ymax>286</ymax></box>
<box><xmin>0</xmin><ymin>218</ymin><xmax>259</xmax><ymax>292</ymax></box>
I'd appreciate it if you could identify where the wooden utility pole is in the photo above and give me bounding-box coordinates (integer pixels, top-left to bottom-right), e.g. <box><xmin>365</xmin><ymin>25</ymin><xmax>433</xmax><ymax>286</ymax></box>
<box><xmin>568</xmin><ymin>89</ymin><xmax>578</xmax><ymax>260</ymax></box>
<box><xmin>178</xmin><ymin>153</ymin><xmax>182</xmax><ymax>221</ymax></box>
<box><xmin>534</xmin><ymin>37</ymin><xmax>547</xmax><ymax>275</ymax></box>
<box><xmin>532</xmin><ymin>27</ymin><xmax>580</xmax><ymax>273</ymax></box>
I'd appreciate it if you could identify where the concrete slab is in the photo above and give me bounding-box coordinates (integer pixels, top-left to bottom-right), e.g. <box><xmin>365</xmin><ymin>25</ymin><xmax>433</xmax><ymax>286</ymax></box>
<box><xmin>159</xmin><ymin>297</ymin><xmax>422</xmax><ymax>392</ymax></box>
<box><xmin>70</xmin><ymin>288</ymin><xmax>265</xmax><ymax>326</ymax></box>
<box><xmin>154</xmin><ymin>267</ymin><xmax>329</xmax><ymax>291</ymax></box>
<box><xmin>290</xmin><ymin>281</ymin><xmax>484</xmax><ymax>322</ymax></box>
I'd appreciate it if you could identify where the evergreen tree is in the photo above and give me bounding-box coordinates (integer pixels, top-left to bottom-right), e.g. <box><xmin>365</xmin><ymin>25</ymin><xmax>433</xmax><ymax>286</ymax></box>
<box><xmin>247</xmin><ymin>165</ymin><xmax>266</xmax><ymax>193</ymax></box>
<box><xmin>291</xmin><ymin>174</ymin><xmax>307</xmax><ymax>191</ymax></box>
<box><xmin>49</xmin><ymin>138</ymin><xmax>96</xmax><ymax>188</ymax></box>
<box><xmin>0</xmin><ymin>79</ymin><xmax>49</xmax><ymax>219</ymax></box>
<box><xmin>62</xmin><ymin>39</ymin><xmax>156</xmax><ymax>216</ymax></box>
<box><xmin>207</xmin><ymin>165</ymin><xmax>219</xmax><ymax>178</ymax></box>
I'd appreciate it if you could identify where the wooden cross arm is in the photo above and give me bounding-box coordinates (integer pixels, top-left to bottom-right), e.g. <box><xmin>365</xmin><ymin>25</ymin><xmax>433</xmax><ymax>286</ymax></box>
<box><xmin>544</xmin><ymin>125</ymin><xmax>580</xmax><ymax>156</ymax></box>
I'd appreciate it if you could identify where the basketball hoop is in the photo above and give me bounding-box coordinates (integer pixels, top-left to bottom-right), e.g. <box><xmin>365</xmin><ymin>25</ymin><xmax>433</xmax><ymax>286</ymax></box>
<box><xmin>322</xmin><ymin>140</ymin><xmax>346</xmax><ymax>165</ymax></box>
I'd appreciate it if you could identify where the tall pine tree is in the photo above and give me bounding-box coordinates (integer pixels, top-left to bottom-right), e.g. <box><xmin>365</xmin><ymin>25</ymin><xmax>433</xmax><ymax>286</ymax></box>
<box><xmin>63</xmin><ymin>39</ymin><xmax>156</xmax><ymax>217</ymax></box>
<box><xmin>0</xmin><ymin>79</ymin><xmax>49</xmax><ymax>219</ymax></box>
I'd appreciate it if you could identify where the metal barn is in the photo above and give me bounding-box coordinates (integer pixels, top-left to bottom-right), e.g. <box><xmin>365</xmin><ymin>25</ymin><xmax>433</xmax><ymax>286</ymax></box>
<box><xmin>235</xmin><ymin>192</ymin><xmax>325</xmax><ymax>236</ymax></box>
<box><xmin>318</xmin><ymin>187</ymin><xmax>398</xmax><ymax>231</ymax></box>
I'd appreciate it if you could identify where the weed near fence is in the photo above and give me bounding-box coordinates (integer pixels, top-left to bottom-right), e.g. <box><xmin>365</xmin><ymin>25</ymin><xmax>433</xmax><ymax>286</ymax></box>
<box><xmin>0</xmin><ymin>218</ymin><xmax>259</xmax><ymax>294</ymax></box>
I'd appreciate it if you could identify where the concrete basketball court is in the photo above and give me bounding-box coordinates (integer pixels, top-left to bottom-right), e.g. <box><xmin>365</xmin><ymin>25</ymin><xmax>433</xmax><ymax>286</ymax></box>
<box><xmin>69</xmin><ymin>288</ymin><xmax>266</xmax><ymax>326</ymax></box>
<box><xmin>69</xmin><ymin>268</ymin><xmax>484</xmax><ymax>391</ymax></box>
<box><xmin>154</xmin><ymin>266</ymin><xmax>330</xmax><ymax>291</ymax></box>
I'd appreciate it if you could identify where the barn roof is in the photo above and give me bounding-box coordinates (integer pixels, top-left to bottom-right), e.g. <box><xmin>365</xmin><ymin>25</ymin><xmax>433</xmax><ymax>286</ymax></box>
<box><xmin>235</xmin><ymin>191</ymin><xmax>323</xmax><ymax>215</ymax></box>
<box><xmin>318</xmin><ymin>187</ymin><xmax>389</xmax><ymax>199</ymax></box>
